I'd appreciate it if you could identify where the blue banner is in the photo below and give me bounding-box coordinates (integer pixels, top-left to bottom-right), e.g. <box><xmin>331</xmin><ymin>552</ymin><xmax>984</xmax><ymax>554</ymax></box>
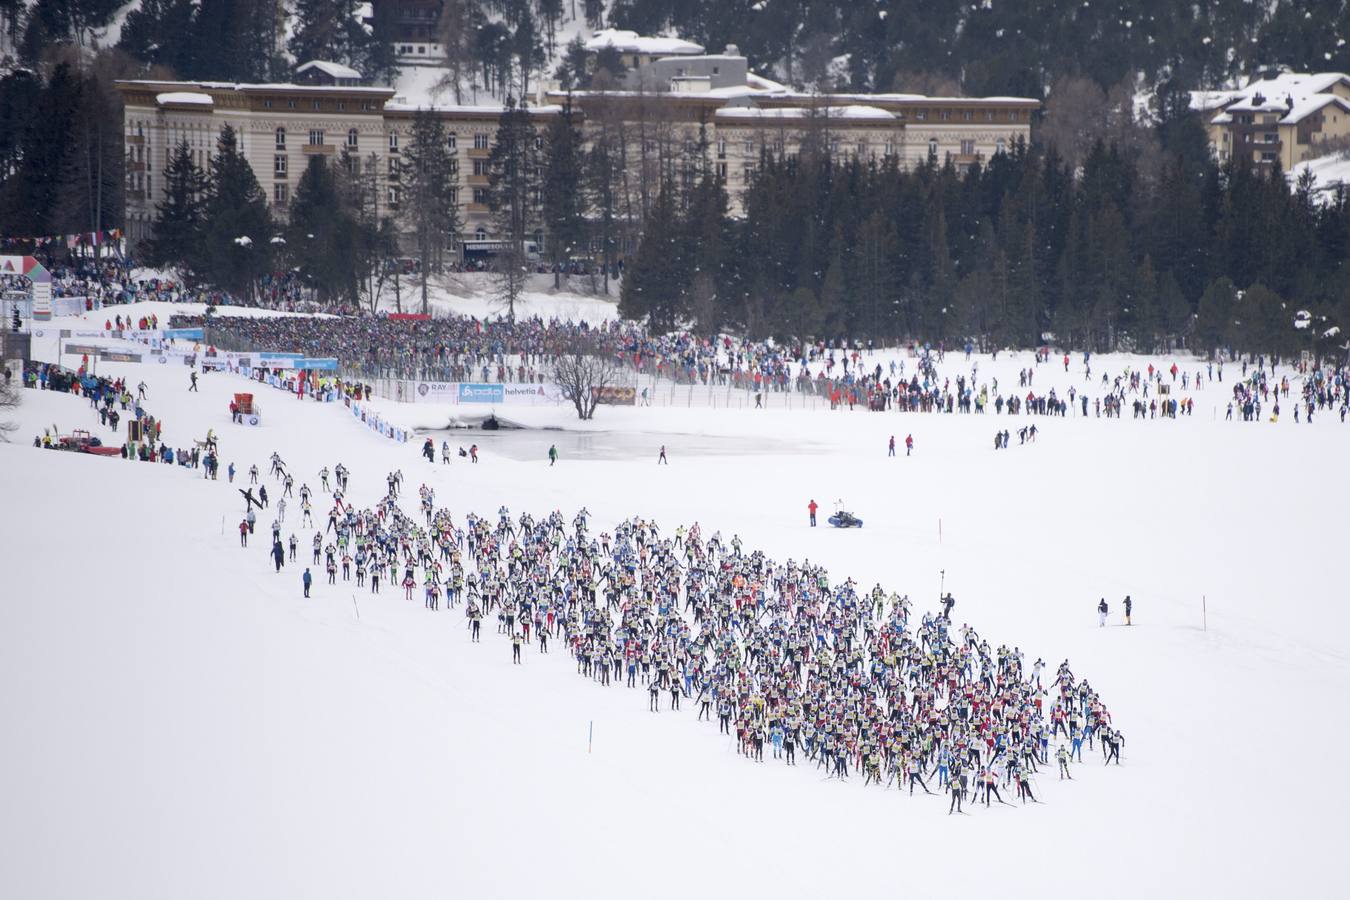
<box><xmin>163</xmin><ymin>328</ymin><xmax>204</xmax><ymax>340</ymax></box>
<box><xmin>259</xmin><ymin>352</ymin><xmax>305</xmax><ymax>360</ymax></box>
<box><xmin>299</xmin><ymin>358</ymin><xmax>339</xmax><ymax>371</ymax></box>
<box><xmin>458</xmin><ymin>383</ymin><xmax>504</xmax><ymax>403</ymax></box>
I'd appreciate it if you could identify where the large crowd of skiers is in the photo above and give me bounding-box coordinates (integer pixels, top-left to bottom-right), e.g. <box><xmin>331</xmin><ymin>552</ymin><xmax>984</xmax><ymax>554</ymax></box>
<box><xmin>233</xmin><ymin>457</ymin><xmax>1124</xmax><ymax>812</ymax></box>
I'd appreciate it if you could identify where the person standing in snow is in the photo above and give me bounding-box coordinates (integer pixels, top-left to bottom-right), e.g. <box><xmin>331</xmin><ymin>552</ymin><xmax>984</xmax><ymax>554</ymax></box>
<box><xmin>1097</xmin><ymin>597</ymin><xmax>1108</xmax><ymax>627</ymax></box>
<box><xmin>808</xmin><ymin>499</ymin><xmax>818</xmax><ymax>527</ymax></box>
<box><xmin>302</xmin><ymin>568</ymin><xmax>312</xmax><ymax>598</ymax></box>
<box><xmin>272</xmin><ymin>540</ymin><xmax>285</xmax><ymax>572</ymax></box>
<box><xmin>658</xmin><ymin>445</ymin><xmax>668</xmax><ymax>465</ymax></box>
<box><xmin>189</xmin><ymin>371</ymin><xmax>198</xmax><ymax>392</ymax></box>
<box><xmin>548</xmin><ymin>444</ymin><xmax>558</xmax><ymax>466</ymax></box>
<box><xmin>905</xmin><ymin>434</ymin><xmax>914</xmax><ymax>456</ymax></box>
<box><xmin>1123</xmin><ymin>595</ymin><xmax>1133</xmax><ymax>626</ymax></box>
<box><xmin>888</xmin><ymin>435</ymin><xmax>896</xmax><ymax>457</ymax></box>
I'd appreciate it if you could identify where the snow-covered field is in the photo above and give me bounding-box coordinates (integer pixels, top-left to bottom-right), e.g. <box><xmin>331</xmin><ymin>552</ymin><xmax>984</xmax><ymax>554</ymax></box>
<box><xmin>2</xmin><ymin>309</ymin><xmax>1347</xmax><ymax>899</ymax></box>
<box><xmin>407</xmin><ymin>273</ymin><xmax>620</xmax><ymax>322</ymax></box>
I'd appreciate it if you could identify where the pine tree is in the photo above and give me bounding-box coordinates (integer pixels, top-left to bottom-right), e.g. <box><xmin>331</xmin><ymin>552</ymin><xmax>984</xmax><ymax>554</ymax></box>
<box><xmin>146</xmin><ymin>140</ymin><xmax>206</xmax><ymax>272</ymax></box>
<box><xmin>1156</xmin><ymin>270</ymin><xmax>1190</xmax><ymax>350</ymax></box>
<box><xmin>200</xmin><ymin>124</ymin><xmax>273</xmax><ymax>300</ymax></box>
<box><xmin>402</xmin><ymin>109</ymin><xmax>460</xmax><ymax>313</ymax></box>
<box><xmin>436</xmin><ymin>0</ymin><xmax>478</xmax><ymax>103</ymax></box>
<box><xmin>119</xmin><ymin>0</ymin><xmax>198</xmax><ymax>76</ymax></box>
<box><xmin>289</xmin><ymin>154</ymin><xmax>362</xmax><ymax>302</ymax></box>
<box><xmin>289</xmin><ymin>0</ymin><xmax>344</xmax><ymax>64</ymax></box>
<box><xmin>621</xmin><ymin>181</ymin><xmax>684</xmax><ymax>332</ymax></box>
<box><xmin>1195</xmin><ymin>277</ymin><xmax>1238</xmax><ymax>356</ymax></box>
<box><xmin>486</xmin><ymin>95</ymin><xmax>539</xmax><ymax>319</ymax></box>
<box><xmin>190</xmin><ymin>0</ymin><xmax>277</xmax><ymax>81</ymax></box>
<box><xmin>541</xmin><ymin>98</ymin><xmax>588</xmax><ymax>288</ymax></box>
<box><xmin>0</xmin><ymin>63</ymin><xmax>79</xmax><ymax>236</ymax></box>
<box><xmin>583</xmin><ymin>104</ymin><xmax>623</xmax><ymax>294</ymax></box>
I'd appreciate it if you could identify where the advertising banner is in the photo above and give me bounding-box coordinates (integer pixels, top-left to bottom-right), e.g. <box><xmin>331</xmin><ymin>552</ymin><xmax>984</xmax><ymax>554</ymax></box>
<box><xmin>258</xmin><ymin>352</ymin><xmax>305</xmax><ymax>369</ymax></box>
<box><xmin>414</xmin><ymin>382</ymin><xmax>459</xmax><ymax>403</ymax></box>
<box><xmin>503</xmin><ymin>383</ymin><xmax>565</xmax><ymax>405</ymax></box>
<box><xmin>259</xmin><ymin>357</ymin><xmax>300</xmax><ymax>370</ymax></box>
<box><xmin>66</xmin><ymin>343</ymin><xmax>101</xmax><ymax>355</ymax></box>
<box><xmin>99</xmin><ymin>351</ymin><xmax>143</xmax><ymax>363</ymax></box>
<box><xmin>458</xmin><ymin>383</ymin><xmax>505</xmax><ymax>404</ymax></box>
<box><xmin>163</xmin><ymin>328</ymin><xmax>205</xmax><ymax>340</ymax></box>
<box><xmin>299</xmin><ymin>358</ymin><xmax>339</xmax><ymax>371</ymax></box>
<box><xmin>411</xmin><ymin>381</ymin><xmax>565</xmax><ymax>405</ymax></box>
<box><xmin>592</xmin><ymin>385</ymin><xmax>636</xmax><ymax>406</ymax></box>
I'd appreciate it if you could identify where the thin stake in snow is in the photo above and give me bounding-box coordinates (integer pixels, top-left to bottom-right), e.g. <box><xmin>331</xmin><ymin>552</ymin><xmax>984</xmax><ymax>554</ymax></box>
<box><xmin>352</xmin><ymin>594</ymin><xmax>360</xmax><ymax>621</ymax></box>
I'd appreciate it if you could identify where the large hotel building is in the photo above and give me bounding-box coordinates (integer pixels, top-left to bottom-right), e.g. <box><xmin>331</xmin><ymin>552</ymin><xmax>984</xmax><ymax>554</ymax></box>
<box><xmin>117</xmin><ymin>30</ymin><xmax>1038</xmax><ymax>254</ymax></box>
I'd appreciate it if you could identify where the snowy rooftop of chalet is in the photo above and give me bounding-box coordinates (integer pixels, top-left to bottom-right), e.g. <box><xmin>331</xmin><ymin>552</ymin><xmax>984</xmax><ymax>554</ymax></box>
<box><xmin>1197</xmin><ymin>72</ymin><xmax>1350</xmax><ymax>123</ymax></box>
<box><xmin>296</xmin><ymin>60</ymin><xmax>363</xmax><ymax>81</ymax></box>
<box><xmin>584</xmin><ymin>29</ymin><xmax>704</xmax><ymax>56</ymax></box>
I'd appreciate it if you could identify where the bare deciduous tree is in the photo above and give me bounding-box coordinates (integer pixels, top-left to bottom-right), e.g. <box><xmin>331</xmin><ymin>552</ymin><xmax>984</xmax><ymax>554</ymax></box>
<box><xmin>551</xmin><ymin>335</ymin><xmax>620</xmax><ymax>420</ymax></box>
<box><xmin>492</xmin><ymin>244</ymin><xmax>529</xmax><ymax>320</ymax></box>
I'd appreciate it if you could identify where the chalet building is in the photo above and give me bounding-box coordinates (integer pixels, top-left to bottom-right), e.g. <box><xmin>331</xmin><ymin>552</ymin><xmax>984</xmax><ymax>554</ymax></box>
<box><xmin>294</xmin><ymin>61</ymin><xmax>366</xmax><ymax>88</ymax></box>
<box><xmin>1194</xmin><ymin>71</ymin><xmax>1350</xmax><ymax>170</ymax></box>
<box><xmin>376</xmin><ymin>0</ymin><xmax>446</xmax><ymax>64</ymax></box>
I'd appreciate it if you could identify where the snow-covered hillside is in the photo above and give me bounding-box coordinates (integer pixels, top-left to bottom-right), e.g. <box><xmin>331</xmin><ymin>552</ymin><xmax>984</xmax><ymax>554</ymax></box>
<box><xmin>1290</xmin><ymin>151</ymin><xmax>1350</xmax><ymax>202</ymax></box>
<box><xmin>1</xmin><ymin>307</ymin><xmax>1347</xmax><ymax>898</ymax></box>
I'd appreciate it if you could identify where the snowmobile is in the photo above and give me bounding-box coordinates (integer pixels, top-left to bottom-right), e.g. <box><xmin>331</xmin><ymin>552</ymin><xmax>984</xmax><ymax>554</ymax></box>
<box><xmin>828</xmin><ymin>509</ymin><xmax>864</xmax><ymax>528</ymax></box>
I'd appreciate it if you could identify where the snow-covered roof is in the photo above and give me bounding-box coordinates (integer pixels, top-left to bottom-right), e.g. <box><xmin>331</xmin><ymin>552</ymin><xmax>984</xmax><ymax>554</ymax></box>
<box><xmin>746</xmin><ymin>71</ymin><xmax>789</xmax><ymax>93</ymax></box>
<box><xmin>1280</xmin><ymin>94</ymin><xmax>1350</xmax><ymax>125</ymax></box>
<box><xmin>155</xmin><ymin>92</ymin><xmax>214</xmax><ymax>107</ymax></box>
<box><xmin>296</xmin><ymin>60</ymin><xmax>363</xmax><ymax>81</ymax></box>
<box><xmin>584</xmin><ymin>29</ymin><xmax>704</xmax><ymax>56</ymax></box>
<box><xmin>1201</xmin><ymin>72</ymin><xmax>1350</xmax><ymax>124</ymax></box>
<box><xmin>714</xmin><ymin>105</ymin><xmax>896</xmax><ymax>122</ymax></box>
<box><xmin>1191</xmin><ymin>89</ymin><xmax>1242</xmax><ymax>112</ymax></box>
<box><xmin>120</xmin><ymin>79</ymin><xmax>394</xmax><ymax>97</ymax></box>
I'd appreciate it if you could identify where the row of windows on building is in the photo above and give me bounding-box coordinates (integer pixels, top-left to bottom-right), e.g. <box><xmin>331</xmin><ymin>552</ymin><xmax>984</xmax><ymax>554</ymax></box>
<box><xmin>713</xmin><ymin>136</ymin><xmax>1003</xmax><ymax>158</ymax></box>
<box><xmin>268</xmin><ymin>178</ymin><xmax>495</xmax><ymax>208</ymax></box>
<box><xmin>260</xmin><ymin>98</ymin><xmax>380</xmax><ymax>112</ymax></box>
<box><xmin>271</xmin><ymin>153</ymin><xmax>501</xmax><ymax>181</ymax></box>
<box><xmin>274</xmin><ymin>127</ymin><xmax>493</xmax><ymax>152</ymax></box>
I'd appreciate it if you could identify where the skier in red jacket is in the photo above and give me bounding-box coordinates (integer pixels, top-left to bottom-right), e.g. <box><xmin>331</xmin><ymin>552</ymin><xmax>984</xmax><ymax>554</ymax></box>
<box><xmin>808</xmin><ymin>499</ymin><xmax>818</xmax><ymax>527</ymax></box>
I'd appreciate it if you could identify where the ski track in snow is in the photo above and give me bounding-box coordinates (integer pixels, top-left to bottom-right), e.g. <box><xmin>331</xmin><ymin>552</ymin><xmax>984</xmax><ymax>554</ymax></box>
<box><xmin>2</xmin><ymin>307</ymin><xmax>1347</xmax><ymax>898</ymax></box>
